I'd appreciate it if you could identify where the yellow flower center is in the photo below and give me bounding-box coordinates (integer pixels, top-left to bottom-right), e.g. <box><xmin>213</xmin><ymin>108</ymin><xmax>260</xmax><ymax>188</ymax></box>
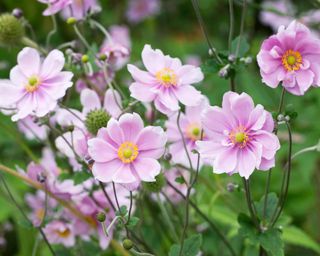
<box><xmin>25</xmin><ymin>75</ymin><xmax>40</xmax><ymax>92</ymax></box>
<box><xmin>185</xmin><ymin>123</ymin><xmax>202</xmax><ymax>141</ymax></box>
<box><xmin>56</xmin><ymin>228</ymin><xmax>71</xmax><ymax>238</ymax></box>
<box><xmin>229</xmin><ymin>126</ymin><xmax>249</xmax><ymax>148</ymax></box>
<box><xmin>36</xmin><ymin>208</ymin><xmax>45</xmax><ymax>220</ymax></box>
<box><xmin>282</xmin><ymin>49</ymin><xmax>302</xmax><ymax>71</ymax></box>
<box><xmin>118</xmin><ymin>142</ymin><xmax>139</xmax><ymax>163</ymax></box>
<box><xmin>155</xmin><ymin>68</ymin><xmax>177</xmax><ymax>87</ymax></box>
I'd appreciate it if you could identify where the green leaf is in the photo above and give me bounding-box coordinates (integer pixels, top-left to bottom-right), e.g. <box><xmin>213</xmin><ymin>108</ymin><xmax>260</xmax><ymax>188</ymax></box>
<box><xmin>116</xmin><ymin>205</ymin><xmax>127</xmax><ymax>217</ymax></box>
<box><xmin>238</xmin><ymin>213</ymin><xmax>259</xmax><ymax>244</ymax></box>
<box><xmin>231</xmin><ymin>36</ymin><xmax>250</xmax><ymax>57</ymax></box>
<box><xmin>175</xmin><ymin>176</ymin><xmax>185</xmax><ymax>184</ymax></box>
<box><xmin>254</xmin><ymin>193</ymin><xmax>278</xmax><ymax>222</ymax></box>
<box><xmin>201</xmin><ymin>59</ymin><xmax>223</xmax><ymax>74</ymax></box>
<box><xmin>58</xmin><ymin>171</ymin><xmax>91</xmax><ymax>185</ymax></box>
<box><xmin>126</xmin><ymin>216</ymin><xmax>140</xmax><ymax>229</ymax></box>
<box><xmin>199</xmin><ymin>204</ymin><xmax>238</xmax><ymax>228</ymax></box>
<box><xmin>169</xmin><ymin>234</ymin><xmax>202</xmax><ymax>256</ymax></box>
<box><xmin>259</xmin><ymin>229</ymin><xmax>284</xmax><ymax>256</ymax></box>
<box><xmin>282</xmin><ymin>226</ymin><xmax>320</xmax><ymax>253</ymax></box>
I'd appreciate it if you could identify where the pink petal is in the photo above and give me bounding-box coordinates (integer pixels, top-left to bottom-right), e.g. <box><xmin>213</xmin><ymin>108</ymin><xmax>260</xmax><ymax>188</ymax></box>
<box><xmin>237</xmin><ymin>148</ymin><xmax>257</xmax><ymax>179</ymax></box>
<box><xmin>105</xmin><ymin>119</ymin><xmax>125</xmax><ymax>146</ymax></box>
<box><xmin>132</xmin><ymin>158</ymin><xmax>161</xmax><ymax>182</ymax></box>
<box><xmin>81</xmin><ymin>89</ymin><xmax>101</xmax><ymax>115</ymax></box>
<box><xmin>10</xmin><ymin>66</ymin><xmax>27</xmax><ymax>86</ymax></box>
<box><xmin>141</xmin><ymin>45</ymin><xmax>166</xmax><ymax>75</ymax></box>
<box><xmin>34</xmin><ymin>89</ymin><xmax>57</xmax><ymax>117</ymax></box>
<box><xmin>103</xmin><ymin>89</ymin><xmax>122</xmax><ymax>118</ymax></box>
<box><xmin>196</xmin><ymin>140</ymin><xmax>224</xmax><ymax>159</ymax></box>
<box><xmin>88</xmin><ymin>138</ymin><xmax>117</xmax><ymax>162</ymax></box>
<box><xmin>177</xmin><ymin>65</ymin><xmax>204</xmax><ymax>85</ymax></box>
<box><xmin>12</xmin><ymin>93</ymin><xmax>36</xmax><ymax>121</ymax></box>
<box><xmin>213</xmin><ymin>147</ymin><xmax>238</xmax><ymax>174</ymax></box>
<box><xmin>17</xmin><ymin>48</ymin><xmax>40</xmax><ymax>77</ymax></box>
<box><xmin>247</xmin><ymin>105</ymin><xmax>267</xmax><ymax>131</ymax></box>
<box><xmin>112</xmin><ymin>164</ymin><xmax>137</xmax><ymax>183</ymax></box>
<box><xmin>157</xmin><ymin>89</ymin><xmax>180</xmax><ymax>111</ymax></box>
<box><xmin>40</xmin><ymin>50</ymin><xmax>65</xmax><ymax>79</ymax></box>
<box><xmin>92</xmin><ymin>160</ymin><xmax>122</xmax><ymax>183</ymax></box>
<box><xmin>230</xmin><ymin>92</ymin><xmax>254</xmax><ymax>126</ymax></box>
<box><xmin>119</xmin><ymin>113</ymin><xmax>144</xmax><ymax>142</ymax></box>
<box><xmin>295</xmin><ymin>69</ymin><xmax>314</xmax><ymax>92</ymax></box>
<box><xmin>136</xmin><ymin>126</ymin><xmax>167</xmax><ymax>158</ymax></box>
<box><xmin>173</xmin><ymin>85</ymin><xmax>202</xmax><ymax>106</ymax></box>
<box><xmin>41</xmin><ymin>72</ymin><xmax>73</xmax><ymax>100</ymax></box>
<box><xmin>129</xmin><ymin>82</ymin><xmax>157</xmax><ymax>102</ymax></box>
<box><xmin>0</xmin><ymin>80</ymin><xmax>25</xmax><ymax>107</ymax></box>
<box><xmin>127</xmin><ymin>64</ymin><xmax>157</xmax><ymax>84</ymax></box>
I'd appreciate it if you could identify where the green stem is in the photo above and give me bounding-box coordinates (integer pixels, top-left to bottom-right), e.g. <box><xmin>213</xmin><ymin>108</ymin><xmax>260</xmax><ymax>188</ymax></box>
<box><xmin>235</xmin><ymin>0</ymin><xmax>247</xmax><ymax>58</ymax></box>
<box><xmin>243</xmin><ymin>178</ymin><xmax>259</xmax><ymax>228</ymax></box>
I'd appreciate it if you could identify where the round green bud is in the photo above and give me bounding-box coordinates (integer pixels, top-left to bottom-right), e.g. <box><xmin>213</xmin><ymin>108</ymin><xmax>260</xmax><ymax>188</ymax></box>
<box><xmin>122</xmin><ymin>239</ymin><xmax>134</xmax><ymax>250</ymax></box>
<box><xmin>143</xmin><ymin>173</ymin><xmax>166</xmax><ymax>193</ymax></box>
<box><xmin>85</xmin><ymin>109</ymin><xmax>110</xmax><ymax>135</ymax></box>
<box><xmin>66</xmin><ymin>17</ymin><xmax>77</xmax><ymax>25</ymax></box>
<box><xmin>81</xmin><ymin>54</ymin><xmax>89</xmax><ymax>63</ymax></box>
<box><xmin>99</xmin><ymin>53</ymin><xmax>107</xmax><ymax>61</ymax></box>
<box><xmin>0</xmin><ymin>13</ymin><xmax>24</xmax><ymax>46</ymax></box>
<box><xmin>96</xmin><ymin>212</ymin><xmax>106</xmax><ymax>222</ymax></box>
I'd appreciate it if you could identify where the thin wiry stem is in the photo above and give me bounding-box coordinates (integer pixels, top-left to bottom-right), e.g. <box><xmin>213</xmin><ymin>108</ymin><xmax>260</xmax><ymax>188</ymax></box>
<box><xmin>190</xmin><ymin>0</ymin><xmax>223</xmax><ymax>64</ymax></box>
<box><xmin>228</xmin><ymin>0</ymin><xmax>235</xmax><ymax>50</ymax></box>
<box><xmin>235</xmin><ymin>0</ymin><xmax>247</xmax><ymax>58</ymax></box>
<box><xmin>243</xmin><ymin>178</ymin><xmax>259</xmax><ymax>228</ymax></box>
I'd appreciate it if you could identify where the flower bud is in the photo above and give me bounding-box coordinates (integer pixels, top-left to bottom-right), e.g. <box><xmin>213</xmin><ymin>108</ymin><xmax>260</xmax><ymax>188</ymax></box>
<box><xmin>99</xmin><ymin>53</ymin><xmax>107</xmax><ymax>61</ymax></box>
<box><xmin>218</xmin><ymin>65</ymin><xmax>229</xmax><ymax>78</ymax></box>
<box><xmin>163</xmin><ymin>152</ymin><xmax>172</xmax><ymax>161</ymax></box>
<box><xmin>12</xmin><ymin>8</ymin><xmax>23</xmax><ymax>19</ymax></box>
<box><xmin>228</xmin><ymin>54</ymin><xmax>236</xmax><ymax>63</ymax></box>
<box><xmin>85</xmin><ymin>109</ymin><xmax>110</xmax><ymax>135</ymax></box>
<box><xmin>122</xmin><ymin>239</ymin><xmax>133</xmax><ymax>250</ymax></box>
<box><xmin>81</xmin><ymin>54</ymin><xmax>89</xmax><ymax>63</ymax></box>
<box><xmin>143</xmin><ymin>173</ymin><xmax>166</xmax><ymax>193</ymax></box>
<box><xmin>277</xmin><ymin>114</ymin><xmax>284</xmax><ymax>122</ymax></box>
<box><xmin>226</xmin><ymin>182</ymin><xmax>238</xmax><ymax>192</ymax></box>
<box><xmin>66</xmin><ymin>17</ymin><xmax>77</xmax><ymax>25</ymax></box>
<box><xmin>284</xmin><ymin>115</ymin><xmax>290</xmax><ymax>122</ymax></box>
<box><xmin>96</xmin><ymin>212</ymin><xmax>106</xmax><ymax>222</ymax></box>
<box><xmin>0</xmin><ymin>13</ymin><xmax>25</xmax><ymax>46</ymax></box>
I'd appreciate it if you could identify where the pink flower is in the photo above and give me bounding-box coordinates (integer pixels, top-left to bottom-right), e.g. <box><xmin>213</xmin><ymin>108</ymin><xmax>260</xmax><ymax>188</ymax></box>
<box><xmin>257</xmin><ymin>20</ymin><xmax>320</xmax><ymax>95</ymax></box>
<box><xmin>126</xmin><ymin>0</ymin><xmax>160</xmax><ymax>23</ymax></box>
<box><xmin>88</xmin><ymin>113</ymin><xmax>167</xmax><ymax>183</ymax></box>
<box><xmin>61</xmin><ymin>0</ymin><xmax>101</xmax><ymax>20</ymax></box>
<box><xmin>17</xmin><ymin>116</ymin><xmax>49</xmax><ymax>141</ymax></box>
<box><xmin>38</xmin><ymin>0</ymin><xmax>72</xmax><ymax>16</ymax></box>
<box><xmin>76</xmin><ymin>71</ymin><xmax>114</xmax><ymax>94</ymax></box>
<box><xmin>127</xmin><ymin>45</ymin><xmax>204</xmax><ymax>115</ymax></box>
<box><xmin>196</xmin><ymin>92</ymin><xmax>280</xmax><ymax>179</ymax></box>
<box><xmin>43</xmin><ymin>220</ymin><xmax>75</xmax><ymax>247</ymax></box>
<box><xmin>0</xmin><ymin>47</ymin><xmax>73</xmax><ymax>121</ymax></box>
<box><xmin>260</xmin><ymin>0</ymin><xmax>294</xmax><ymax>32</ymax></box>
<box><xmin>165</xmin><ymin>98</ymin><xmax>209</xmax><ymax>168</ymax></box>
<box><xmin>100</xmin><ymin>25</ymin><xmax>131</xmax><ymax>71</ymax></box>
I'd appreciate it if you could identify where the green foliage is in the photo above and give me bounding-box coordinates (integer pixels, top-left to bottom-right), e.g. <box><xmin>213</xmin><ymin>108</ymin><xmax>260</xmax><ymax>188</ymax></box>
<box><xmin>169</xmin><ymin>234</ymin><xmax>202</xmax><ymax>256</ymax></box>
<box><xmin>59</xmin><ymin>170</ymin><xmax>91</xmax><ymax>185</ymax></box>
<box><xmin>254</xmin><ymin>192</ymin><xmax>279</xmax><ymax>223</ymax></box>
<box><xmin>231</xmin><ymin>36</ymin><xmax>250</xmax><ymax>58</ymax></box>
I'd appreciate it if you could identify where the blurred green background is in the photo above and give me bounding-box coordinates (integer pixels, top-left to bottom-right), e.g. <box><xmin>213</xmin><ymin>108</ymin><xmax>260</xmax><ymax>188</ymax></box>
<box><xmin>0</xmin><ymin>0</ymin><xmax>320</xmax><ymax>255</ymax></box>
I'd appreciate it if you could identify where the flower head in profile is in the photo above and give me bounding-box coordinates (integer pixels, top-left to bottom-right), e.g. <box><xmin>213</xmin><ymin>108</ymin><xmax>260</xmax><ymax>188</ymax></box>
<box><xmin>126</xmin><ymin>0</ymin><xmax>160</xmax><ymax>23</ymax></box>
<box><xmin>100</xmin><ymin>25</ymin><xmax>131</xmax><ymax>71</ymax></box>
<box><xmin>127</xmin><ymin>45</ymin><xmax>203</xmax><ymax>115</ymax></box>
<box><xmin>88</xmin><ymin>113</ymin><xmax>167</xmax><ymax>184</ymax></box>
<box><xmin>257</xmin><ymin>20</ymin><xmax>320</xmax><ymax>95</ymax></box>
<box><xmin>165</xmin><ymin>98</ymin><xmax>209</xmax><ymax>168</ymax></box>
<box><xmin>43</xmin><ymin>220</ymin><xmax>75</xmax><ymax>247</ymax></box>
<box><xmin>196</xmin><ymin>92</ymin><xmax>280</xmax><ymax>179</ymax></box>
<box><xmin>0</xmin><ymin>47</ymin><xmax>73</xmax><ymax>121</ymax></box>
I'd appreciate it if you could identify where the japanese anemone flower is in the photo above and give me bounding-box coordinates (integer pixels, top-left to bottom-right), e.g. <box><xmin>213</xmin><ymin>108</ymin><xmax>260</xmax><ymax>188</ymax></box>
<box><xmin>127</xmin><ymin>44</ymin><xmax>203</xmax><ymax>115</ymax></box>
<box><xmin>196</xmin><ymin>92</ymin><xmax>280</xmax><ymax>179</ymax></box>
<box><xmin>0</xmin><ymin>47</ymin><xmax>73</xmax><ymax>121</ymax></box>
<box><xmin>88</xmin><ymin>112</ymin><xmax>167</xmax><ymax>183</ymax></box>
<box><xmin>257</xmin><ymin>20</ymin><xmax>320</xmax><ymax>95</ymax></box>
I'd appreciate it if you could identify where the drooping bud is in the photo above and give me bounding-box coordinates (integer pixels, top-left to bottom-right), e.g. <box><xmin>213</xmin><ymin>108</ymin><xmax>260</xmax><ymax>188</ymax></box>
<box><xmin>85</xmin><ymin>109</ymin><xmax>110</xmax><ymax>135</ymax></box>
<box><xmin>122</xmin><ymin>239</ymin><xmax>134</xmax><ymax>250</ymax></box>
<box><xmin>12</xmin><ymin>9</ymin><xmax>23</xmax><ymax>19</ymax></box>
<box><xmin>96</xmin><ymin>212</ymin><xmax>106</xmax><ymax>222</ymax></box>
<box><xmin>143</xmin><ymin>173</ymin><xmax>166</xmax><ymax>193</ymax></box>
<box><xmin>0</xmin><ymin>14</ymin><xmax>25</xmax><ymax>46</ymax></box>
<box><xmin>163</xmin><ymin>152</ymin><xmax>172</xmax><ymax>161</ymax></box>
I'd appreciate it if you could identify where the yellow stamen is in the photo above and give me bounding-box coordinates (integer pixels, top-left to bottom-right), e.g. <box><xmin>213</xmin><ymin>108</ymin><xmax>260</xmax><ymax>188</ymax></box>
<box><xmin>282</xmin><ymin>49</ymin><xmax>302</xmax><ymax>71</ymax></box>
<box><xmin>155</xmin><ymin>68</ymin><xmax>177</xmax><ymax>87</ymax></box>
<box><xmin>56</xmin><ymin>228</ymin><xmax>71</xmax><ymax>238</ymax></box>
<box><xmin>185</xmin><ymin>123</ymin><xmax>202</xmax><ymax>141</ymax></box>
<box><xmin>229</xmin><ymin>126</ymin><xmax>249</xmax><ymax>148</ymax></box>
<box><xmin>25</xmin><ymin>75</ymin><xmax>40</xmax><ymax>92</ymax></box>
<box><xmin>118</xmin><ymin>142</ymin><xmax>139</xmax><ymax>163</ymax></box>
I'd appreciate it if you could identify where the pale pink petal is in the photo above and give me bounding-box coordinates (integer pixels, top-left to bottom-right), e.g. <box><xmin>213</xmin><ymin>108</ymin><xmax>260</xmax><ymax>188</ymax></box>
<box><xmin>81</xmin><ymin>88</ymin><xmax>101</xmax><ymax>115</ymax></box>
<box><xmin>92</xmin><ymin>160</ymin><xmax>122</xmax><ymax>183</ymax></box>
<box><xmin>237</xmin><ymin>148</ymin><xmax>257</xmax><ymax>179</ymax></box>
<box><xmin>103</xmin><ymin>89</ymin><xmax>122</xmax><ymax>118</ymax></box>
<box><xmin>230</xmin><ymin>92</ymin><xmax>254</xmax><ymax>125</ymax></box>
<box><xmin>119</xmin><ymin>113</ymin><xmax>144</xmax><ymax>142</ymax></box>
<box><xmin>141</xmin><ymin>45</ymin><xmax>166</xmax><ymax>74</ymax></box>
<box><xmin>40</xmin><ymin>50</ymin><xmax>65</xmax><ymax>79</ymax></box>
<box><xmin>177</xmin><ymin>65</ymin><xmax>204</xmax><ymax>85</ymax></box>
<box><xmin>173</xmin><ymin>85</ymin><xmax>202</xmax><ymax>106</ymax></box>
<box><xmin>88</xmin><ymin>138</ymin><xmax>117</xmax><ymax>162</ymax></box>
<box><xmin>0</xmin><ymin>80</ymin><xmax>25</xmax><ymax>107</ymax></box>
<box><xmin>127</xmin><ymin>64</ymin><xmax>157</xmax><ymax>84</ymax></box>
<box><xmin>106</xmin><ymin>118</ymin><xmax>125</xmax><ymax>146</ymax></box>
<box><xmin>132</xmin><ymin>158</ymin><xmax>161</xmax><ymax>182</ymax></box>
<box><xmin>17</xmin><ymin>48</ymin><xmax>41</xmax><ymax>77</ymax></box>
<box><xmin>213</xmin><ymin>147</ymin><xmax>238</xmax><ymax>174</ymax></box>
<box><xmin>112</xmin><ymin>164</ymin><xmax>137</xmax><ymax>183</ymax></box>
<box><xmin>9</xmin><ymin>66</ymin><xmax>27</xmax><ymax>87</ymax></box>
<box><xmin>12</xmin><ymin>93</ymin><xmax>36</xmax><ymax>121</ymax></box>
<box><xmin>129</xmin><ymin>82</ymin><xmax>157</xmax><ymax>102</ymax></box>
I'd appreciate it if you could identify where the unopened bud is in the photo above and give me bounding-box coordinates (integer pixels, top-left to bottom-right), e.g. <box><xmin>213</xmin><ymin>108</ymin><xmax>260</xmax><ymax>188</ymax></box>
<box><xmin>12</xmin><ymin>8</ymin><xmax>23</xmax><ymax>19</ymax></box>
<box><xmin>218</xmin><ymin>65</ymin><xmax>229</xmax><ymax>78</ymax></box>
<box><xmin>96</xmin><ymin>212</ymin><xmax>106</xmax><ymax>222</ymax></box>
<box><xmin>226</xmin><ymin>182</ymin><xmax>238</xmax><ymax>192</ymax></box>
<box><xmin>122</xmin><ymin>239</ymin><xmax>133</xmax><ymax>250</ymax></box>
<box><xmin>277</xmin><ymin>114</ymin><xmax>284</xmax><ymax>122</ymax></box>
<box><xmin>228</xmin><ymin>54</ymin><xmax>236</xmax><ymax>63</ymax></box>
<box><xmin>67</xmin><ymin>17</ymin><xmax>77</xmax><ymax>25</ymax></box>
<box><xmin>163</xmin><ymin>153</ymin><xmax>172</xmax><ymax>161</ymax></box>
<box><xmin>81</xmin><ymin>54</ymin><xmax>89</xmax><ymax>63</ymax></box>
<box><xmin>284</xmin><ymin>115</ymin><xmax>290</xmax><ymax>122</ymax></box>
<box><xmin>99</xmin><ymin>53</ymin><xmax>107</xmax><ymax>61</ymax></box>
<box><xmin>85</xmin><ymin>109</ymin><xmax>110</xmax><ymax>135</ymax></box>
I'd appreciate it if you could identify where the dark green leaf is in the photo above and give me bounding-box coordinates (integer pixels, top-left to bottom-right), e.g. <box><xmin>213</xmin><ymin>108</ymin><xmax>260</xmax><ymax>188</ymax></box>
<box><xmin>201</xmin><ymin>59</ymin><xmax>223</xmax><ymax>74</ymax></box>
<box><xmin>231</xmin><ymin>36</ymin><xmax>250</xmax><ymax>57</ymax></box>
<box><xmin>175</xmin><ymin>176</ymin><xmax>185</xmax><ymax>184</ymax></box>
<box><xmin>169</xmin><ymin>234</ymin><xmax>202</xmax><ymax>256</ymax></box>
<box><xmin>254</xmin><ymin>193</ymin><xmax>278</xmax><ymax>223</ymax></box>
<box><xmin>259</xmin><ymin>229</ymin><xmax>284</xmax><ymax>256</ymax></box>
<box><xmin>127</xmin><ymin>216</ymin><xmax>140</xmax><ymax>229</ymax></box>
